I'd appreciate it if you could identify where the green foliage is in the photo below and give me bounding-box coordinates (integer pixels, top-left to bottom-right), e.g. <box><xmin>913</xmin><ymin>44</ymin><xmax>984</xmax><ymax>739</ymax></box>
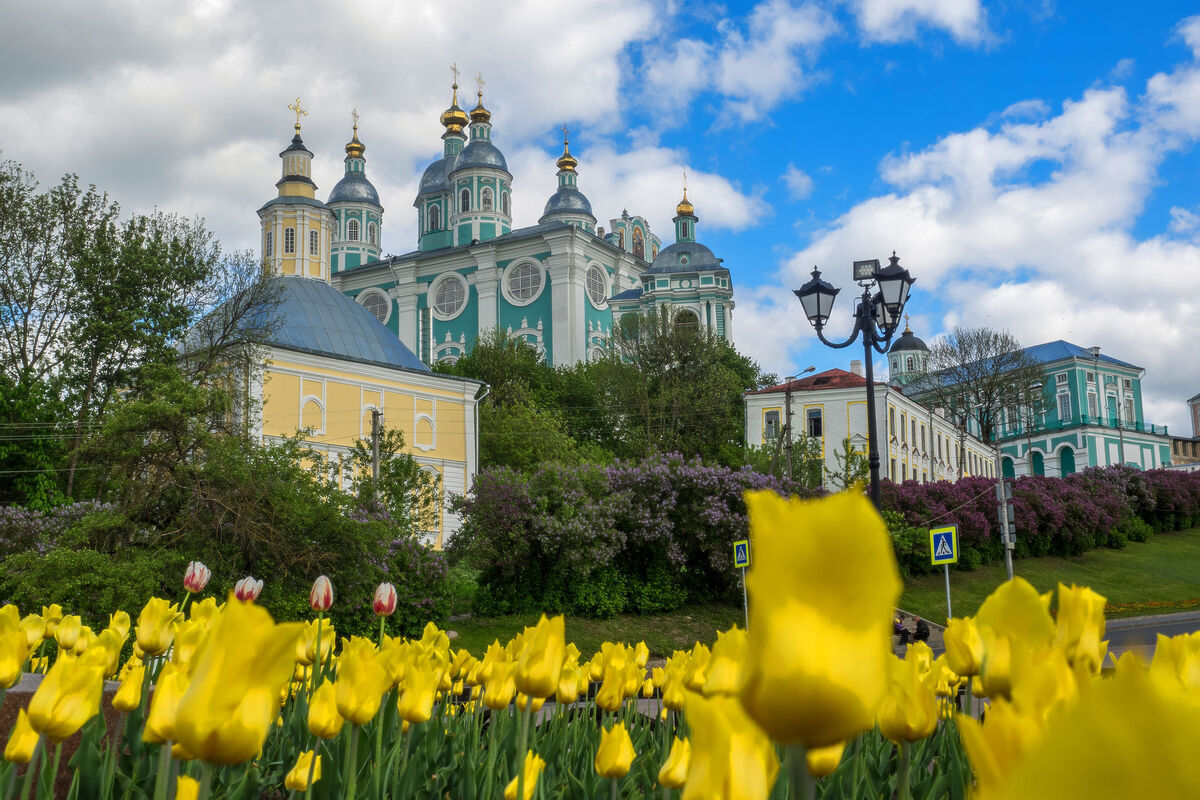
<box><xmin>828</xmin><ymin>436</ymin><xmax>871</xmax><ymax>492</ymax></box>
<box><xmin>883</xmin><ymin>510</ymin><xmax>933</xmax><ymax>579</ymax></box>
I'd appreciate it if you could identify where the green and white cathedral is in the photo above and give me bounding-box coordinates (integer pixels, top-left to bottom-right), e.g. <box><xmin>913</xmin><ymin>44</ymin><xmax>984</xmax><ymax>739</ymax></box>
<box><xmin>259</xmin><ymin>82</ymin><xmax>735</xmax><ymax>366</ymax></box>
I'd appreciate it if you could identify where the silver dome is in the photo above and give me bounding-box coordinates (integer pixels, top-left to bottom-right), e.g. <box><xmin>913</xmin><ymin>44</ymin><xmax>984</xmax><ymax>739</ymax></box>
<box><xmin>451</xmin><ymin>140</ymin><xmax>508</xmax><ymax>172</ymax></box>
<box><xmin>328</xmin><ymin>172</ymin><xmax>381</xmax><ymax>206</ymax></box>
<box><xmin>417</xmin><ymin>155</ymin><xmax>457</xmax><ymax>196</ymax></box>
<box><xmin>540</xmin><ymin>186</ymin><xmax>593</xmax><ymax>218</ymax></box>
<box><xmin>644</xmin><ymin>241</ymin><xmax>722</xmax><ymax>273</ymax></box>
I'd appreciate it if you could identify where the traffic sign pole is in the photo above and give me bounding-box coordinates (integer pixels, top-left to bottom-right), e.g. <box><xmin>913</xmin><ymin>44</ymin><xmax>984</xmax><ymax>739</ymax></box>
<box><xmin>733</xmin><ymin>540</ymin><xmax>751</xmax><ymax>630</ymax></box>
<box><xmin>929</xmin><ymin>525</ymin><xmax>959</xmax><ymax>622</ymax></box>
<box><xmin>742</xmin><ymin>568</ymin><xmax>748</xmax><ymax>630</ymax></box>
<box><xmin>944</xmin><ymin>563</ymin><xmax>953</xmax><ymax>620</ymax></box>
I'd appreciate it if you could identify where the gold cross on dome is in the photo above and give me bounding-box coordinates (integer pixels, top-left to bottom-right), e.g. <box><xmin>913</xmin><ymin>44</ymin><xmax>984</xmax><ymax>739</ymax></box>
<box><xmin>451</xmin><ymin>63</ymin><xmax>460</xmax><ymax>85</ymax></box>
<box><xmin>561</xmin><ymin>123</ymin><xmax>569</xmax><ymax>144</ymax></box>
<box><xmin>288</xmin><ymin>97</ymin><xmax>307</xmax><ymax>130</ymax></box>
<box><xmin>475</xmin><ymin>72</ymin><xmax>486</xmax><ymax>95</ymax></box>
<box><xmin>683</xmin><ymin>168</ymin><xmax>688</xmax><ymax>192</ymax></box>
<box><xmin>352</xmin><ymin>107</ymin><xmax>359</xmax><ymax>132</ymax></box>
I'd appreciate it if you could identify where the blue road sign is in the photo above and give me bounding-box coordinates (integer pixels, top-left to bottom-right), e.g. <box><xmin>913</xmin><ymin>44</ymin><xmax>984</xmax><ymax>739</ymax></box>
<box><xmin>929</xmin><ymin>526</ymin><xmax>958</xmax><ymax>566</ymax></box>
<box><xmin>733</xmin><ymin>540</ymin><xmax>750</xmax><ymax>569</ymax></box>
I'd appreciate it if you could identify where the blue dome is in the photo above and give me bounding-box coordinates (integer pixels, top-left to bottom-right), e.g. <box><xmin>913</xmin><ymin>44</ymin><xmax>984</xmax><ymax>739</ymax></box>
<box><xmin>644</xmin><ymin>241</ymin><xmax>722</xmax><ymax>274</ymax></box>
<box><xmin>889</xmin><ymin>329</ymin><xmax>929</xmax><ymax>353</ymax></box>
<box><xmin>253</xmin><ymin>278</ymin><xmax>428</xmax><ymax>372</ymax></box>
<box><xmin>328</xmin><ymin>172</ymin><xmax>381</xmax><ymax>206</ymax></box>
<box><xmin>418</xmin><ymin>155</ymin><xmax>457</xmax><ymax>196</ymax></box>
<box><xmin>452</xmin><ymin>140</ymin><xmax>508</xmax><ymax>172</ymax></box>
<box><xmin>541</xmin><ymin>186</ymin><xmax>593</xmax><ymax>218</ymax></box>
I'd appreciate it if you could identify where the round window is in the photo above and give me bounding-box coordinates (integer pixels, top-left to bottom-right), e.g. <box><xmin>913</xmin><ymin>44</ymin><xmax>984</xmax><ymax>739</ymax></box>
<box><xmin>431</xmin><ymin>274</ymin><xmax>467</xmax><ymax>320</ymax></box>
<box><xmin>359</xmin><ymin>290</ymin><xmax>389</xmax><ymax>323</ymax></box>
<box><xmin>586</xmin><ymin>265</ymin><xmax>608</xmax><ymax>308</ymax></box>
<box><xmin>505</xmin><ymin>261</ymin><xmax>544</xmax><ymax>304</ymax></box>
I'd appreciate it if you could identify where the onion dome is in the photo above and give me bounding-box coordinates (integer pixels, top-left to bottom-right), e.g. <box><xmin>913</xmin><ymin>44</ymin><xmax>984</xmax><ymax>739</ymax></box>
<box><xmin>328</xmin><ymin>171</ymin><xmax>380</xmax><ymax>205</ymax></box>
<box><xmin>454</xmin><ymin>140</ymin><xmax>507</xmax><ymax>171</ymax></box>
<box><xmin>542</xmin><ymin>186</ymin><xmax>592</xmax><ymax>217</ymax></box>
<box><xmin>469</xmin><ymin>90</ymin><xmax>491</xmax><ymax>124</ymax></box>
<box><xmin>345</xmin><ymin>127</ymin><xmax>365</xmax><ymax>159</ymax></box>
<box><xmin>675</xmin><ymin>187</ymin><xmax>694</xmax><ymax>217</ymax></box>
<box><xmin>439</xmin><ymin>83</ymin><xmax>469</xmax><ymax>133</ymax></box>
<box><xmin>556</xmin><ymin>138</ymin><xmax>577</xmax><ymax>173</ymax></box>
<box><xmin>889</xmin><ymin>317</ymin><xmax>930</xmax><ymax>353</ymax></box>
<box><xmin>644</xmin><ymin>242</ymin><xmax>721</xmax><ymax>274</ymax></box>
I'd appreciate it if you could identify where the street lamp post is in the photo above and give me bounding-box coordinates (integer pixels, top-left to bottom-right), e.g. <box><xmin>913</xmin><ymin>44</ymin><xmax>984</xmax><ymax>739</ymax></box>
<box><xmin>784</xmin><ymin>365</ymin><xmax>817</xmax><ymax>482</ymax></box>
<box><xmin>794</xmin><ymin>253</ymin><xmax>915</xmax><ymax>508</ymax></box>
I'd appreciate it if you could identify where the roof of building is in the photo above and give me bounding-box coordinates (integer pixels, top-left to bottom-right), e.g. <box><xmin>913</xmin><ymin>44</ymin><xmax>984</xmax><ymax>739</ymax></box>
<box><xmin>889</xmin><ymin>327</ymin><xmax>929</xmax><ymax>353</ymax></box>
<box><xmin>1022</xmin><ymin>340</ymin><xmax>1139</xmax><ymax>369</ymax></box>
<box><xmin>645</xmin><ymin>241</ymin><xmax>722</xmax><ymax>275</ymax></box>
<box><xmin>257</xmin><ymin>195</ymin><xmax>330</xmax><ymax>214</ymax></box>
<box><xmin>328</xmin><ymin>171</ymin><xmax>381</xmax><ymax>206</ymax></box>
<box><xmin>1189</xmin><ymin>391</ymin><xmax>1200</xmax><ymax>404</ymax></box>
<box><xmin>541</xmin><ymin>185</ymin><xmax>593</xmax><ymax>218</ymax></box>
<box><xmin>254</xmin><ymin>277</ymin><xmax>429</xmax><ymax>372</ymax></box>
<box><xmin>452</xmin><ymin>139</ymin><xmax>508</xmax><ymax>173</ymax></box>
<box><xmin>745</xmin><ymin>368</ymin><xmax>884</xmax><ymax>395</ymax></box>
<box><xmin>417</xmin><ymin>154</ymin><xmax>457</xmax><ymax>197</ymax></box>
<box><xmin>608</xmin><ymin>287</ymin><xmax>643</xmax><ymax>302</ymax></box>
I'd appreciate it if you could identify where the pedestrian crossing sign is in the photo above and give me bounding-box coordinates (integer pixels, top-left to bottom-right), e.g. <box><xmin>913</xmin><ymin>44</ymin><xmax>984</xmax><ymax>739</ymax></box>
<box><xmin>929</xmin><ymin>526</ymin><xmax>958</xmax><ymax>565</ymax></box>
<box><xmin>733</xmin><ymin>540</ymin><xmax>750</xmax><ymax>569</ymax></box>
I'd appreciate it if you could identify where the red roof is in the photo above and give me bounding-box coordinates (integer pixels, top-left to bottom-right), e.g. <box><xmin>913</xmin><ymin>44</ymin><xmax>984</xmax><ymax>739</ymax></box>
<box><xmin>745</xmin><ymin>368</ymin><xmax>886</xmax><ymax>395</ymax></box>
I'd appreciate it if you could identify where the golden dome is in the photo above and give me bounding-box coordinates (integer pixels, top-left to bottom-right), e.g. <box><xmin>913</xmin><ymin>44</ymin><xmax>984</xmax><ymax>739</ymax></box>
<box><xmin>556</xmin><ymin>136</ymin><xmax>577</xmax><ymax>173</ymax></box>
<box><xmin>675</xmin><ymin>187</ymin><xmax>694</xmax><ymax>217</ymax></box>
<box><xmin>470</xmin><ymin>90</ymin><xmax>491</xmax><ymax>124</ymax></box>
<box><xmin>439</xmin><ymin>83</ymin><xmax>469</xmax><ymax>133</ymax></box>
<box><xmin>345</xmin><ymin>127</ymin><xmax>365</xmax><ymax>159</ymax></box>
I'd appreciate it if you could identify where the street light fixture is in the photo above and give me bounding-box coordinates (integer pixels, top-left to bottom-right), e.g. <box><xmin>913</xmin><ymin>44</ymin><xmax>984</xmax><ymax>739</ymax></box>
<box><xmin>794</xmin><ymin>252</ymin><xmax>915</xmax><ymax>508</ymax></box>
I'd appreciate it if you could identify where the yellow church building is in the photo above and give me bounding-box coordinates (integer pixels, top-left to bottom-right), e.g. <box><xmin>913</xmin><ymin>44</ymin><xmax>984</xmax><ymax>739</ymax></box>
<box><xmin>249</xmin><ymin>104</ymin><xmax>483</xmax><ymax>546</ymax></box>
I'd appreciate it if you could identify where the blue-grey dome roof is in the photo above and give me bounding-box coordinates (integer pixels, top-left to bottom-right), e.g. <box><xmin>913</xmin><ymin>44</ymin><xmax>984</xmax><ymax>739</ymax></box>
<box><xmin>249</xmin><ymin>277</ymin><xmax>428</xmax><ymax>372</ymax></box>
<box><xmin>451</xmin><ymin>140</ymin><xmax>508</xmax><ymax>172</ymax></box>
<box><xmin>418</xmin><ymin>155</ymin><xmax>457</xmax><ymax>197</ymax></box>
<box><xmin>541</xmin><ymin>186</ymin><xmax>593</xmax><ymax>218</ymax></box>
<box><xmin>644</xmin><ymin>241</ymin><xmax>722</xmax><ymax>274</ymax></box>
<box><xmin>328</xmin><ymin>172</ymin><xmax>381</xmax><ymax>206</ymax></box>
<box><xmin>889</xmin><ymin>329</ymin><xmax>929</xmax><ymax>353</ymax></box>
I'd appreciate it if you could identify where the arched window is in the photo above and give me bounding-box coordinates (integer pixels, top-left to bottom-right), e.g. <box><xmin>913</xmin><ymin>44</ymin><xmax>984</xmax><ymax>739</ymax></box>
<box><xmin>284</xmin><ymin>227</ymin><xmax>295</xmax><ymax>254</ymax></box>
<box><xmin>460</xmin><ymin>188</ymin><xmax>470</xmax><ymax>212</ymax></box>
<box><xmin>264</xmin><ymin>230</ymin><xmax>273</xmax><ymax>258</ymax></box>
<box><xmin>429</xmin><ymin>205</ymin><xmax>441</xmax><ymax>231</ymax></box>
<box><xmin>633</xmin><ymin>227</ymin><xmax>645</xmax><ymax>259</ymax></box>
<box><xmin>368</xmin><ymin>223</ymin><xmax>377</xmax><ymax>245</ymax></box>
<box><xmin>501</xmin><ymin>192</ymin><xmax>510</xmax><ymax>215</ymax></box>
<box><xmin>309</xmin><ymin>229</ymin><xmax>319</xmax><ymax>255</ymax></box>
<box><xmin>481</xmin><ymin>187</ymin><xmax>494</xmax><ymax>211</ymax></box>
<box><xmin>586</xmin><ymin>265</ymin><xmax>608</xmax><ymax>308</ymax></box>
<box><xmin>618</xmin><ymin>229</ymin><xmax>625</xmax><ymax>249</ymax></box>
<box><xmin>347</xmin><ymin>220</ymin><xmax>360</xmax><ymax>242</ymax></box>
<box><xmin>680</xmin><ymin>220</ymin><xmax>690</xmax><ymax>239</ymax></box>
<box><xmin>906</xmin><ymin>356</ymin><xmax>914</xmax><ymax>371</ymax></box>
<box><xmin>674</xmin><ymin>309</ymin><xmax>700</xmax><ymax>335</ymax></box>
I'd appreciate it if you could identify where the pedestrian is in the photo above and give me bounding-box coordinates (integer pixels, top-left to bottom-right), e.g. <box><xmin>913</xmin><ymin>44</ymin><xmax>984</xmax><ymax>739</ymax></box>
<box><xmin>914</xmin><ymin>616</ymin><xmax>930</xmax><ymax>643</ymax></box>
<box><xmin>896</xmin><ymin>613</ymin><xmax>911</xmax><ymax>645</ymax></box>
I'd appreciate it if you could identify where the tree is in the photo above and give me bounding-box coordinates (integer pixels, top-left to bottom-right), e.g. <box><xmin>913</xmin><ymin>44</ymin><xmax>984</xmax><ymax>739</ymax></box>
<box><xmin>827</xmin><ymin>437</ymin><xmax>870</xmax><ymax>491</ymax></box>
<box><xmin>911</xmin><ymin>326</ymin><xmax>1049</xmax><ymax>458</ymax></box>
<box><xmin>347</xmin><ymin>422</ymin><xmax>440</xmax><ymax>535</ymax></box>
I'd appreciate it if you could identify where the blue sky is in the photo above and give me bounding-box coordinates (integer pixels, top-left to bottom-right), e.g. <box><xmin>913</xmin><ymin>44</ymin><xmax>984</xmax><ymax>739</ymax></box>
<box><xmin>1</xmin><ymin>0</ymin><xmax>1197</xmax><ymax>432</ymax></box>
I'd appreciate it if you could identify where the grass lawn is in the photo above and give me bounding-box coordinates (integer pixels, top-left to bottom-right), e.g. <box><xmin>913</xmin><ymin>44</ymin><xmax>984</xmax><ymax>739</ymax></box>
<box><xmin>449</xmin><ymin>603</ymin><xmax>744</xmax><ymax>659</ymax></box>
<box><xmin>901</xmin><ymin>526</ymin><xmax>1200</xmax><ymax>623</ymax></box>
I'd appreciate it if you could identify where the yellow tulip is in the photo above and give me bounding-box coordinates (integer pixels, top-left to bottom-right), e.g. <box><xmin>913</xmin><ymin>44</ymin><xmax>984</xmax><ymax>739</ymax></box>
<box><xmin>739</xmin><ymin>490</ymin><xmax>902</xmax><ymax>747</ymax></box>
<box><xmin>175</xmin><ymin>775</ymin><xmax>199</xmax><ymax>800</ymax></box>
<box><xmin>703</xmin><ymin>627</ymin><xmax>748</xmax><ymax>696</ymax></box>
<box><xmin>1009</xmin><ymin>647</ymin><xmax>1078</xmax><ymax>724</ymax></box>
<box><xmin>504</xmin><ymin>750</ymin><xmax>546</xmax><ymax>800</ymax></box>
<box><xmin>963</xmin><ymin>659</ymin><xmax>1200</xmax><ymax>799</ymax></box>
<box><xmin>307</xmin><ymin>681</ymin><xmax>345</xmax><ymax>739</ymax></box>
<box><xmin>641</xmin><ymin>678</ymin><xmax>654</xmax><ymax>698</ymax></box>
<box><xmin>54</xmin><ymin>614</ymin><xmax>82</xmax><ymax>651</ymax></box>
<box><xmin>683</xmin><ymin>644</ymin><xmax>710</xmax><ymax>692</ymax></box>
<box><xmin>943</xmin><ymin>617</ymin><xmax>985</xmax><ymax>677</ymax></box>
<box><xmin>1053</xmin><ymin>583</ymin><xmax>1107</xmax><ymax>675</ymax></box>
<box><xmin>171</xmin><ymin>598</ymin><xmax>303</xmax><ymax>764</ymax></box>
<box><xmin>41</xmin><ymin>604</ymin><xmax>63</xmax><ymax>638</ymax></box>
<box><xmin>658</xmin><ymin>737</ymin><xmax>691</xmax><ymax>789</ymax></box>
<box><xmin>974</xmin><ymin>578</ymin><xmax>1055</xmax><ymax>701</ymax></box>
<box><xmin>171</xmin><ymin>619</ymin><xmax>209</xmax><ymax>673</ymax></box>
<box><xmin>26</xmin><ymin>653</ymin><xmax>105</xmax><ymax>741</ymax></box>
<box><xmin>928</xmin><ymin>656</ymin><xmax>961</xmax><ymax>698</ymax></box>
<box><xmin>634</xmin><ymin>640</ymin><xmax>650</xmax><ymax>668</ymax></box>
<box><xmin>88</xmin><ymin>628</ymin><xmax>125</xmax><ymax>678</ymax></box>
<box><xmin>515</xmin><ymin>614</ymin><xmax>565</xmax><ymax>699</ymax></box>
<box><xmin>143</xmin><ymin>661</ymin><xmax>190</xmax><ymax>743</ymax></box>
<box><xmin>335</xmin><ymin>644</ymin><xmax>392</xmax><ymax>726</ymax></box>
<box><xmin>397</xmin><ymin>653</ymin><xmax>445</xmax><ymax>724</ymax></box>
<box><xmin>1150</xmin><ymin>631</ymin><xmax>1200</xmax><ymax>692</ymax></box>
<box><xmin>595</xmin><ymin>660</ymin><xmax>625</xmax><ymax>712</ymax></box>
<box><xmin>285</xmin><ymin>750</ymin><xmax>321</xmax><ymax>791</ymax></box>
<box><xmin>20</xmin><ymin>614</ymin><xmax>45</xmax><ymax>648</ymax></box>
<box><xmin>107</xmin><ymin>610</ymin><xmax>132</xmax><ymax>641</ymax></box>
<box><xmin>483</xmin><ymin>661</ymin><xmax>517</xmax><ymax>711</ymax></box>
<box><xmin>4</xmin><ymin>709</ymin><xmax>39</xmax><ymax>763</ymax></box>
<box><xmin>135</xmin><ymin>597</ymin><xmax>181</xmax><ymax>657</ymax></box>
<box><xmin>515</xmin><ymin>693</ymin><xmax>546</xmax><ymax>713</ymax></box>
<box><xmin>806</xmin><ymin>741</ymin><xmax>846</xmax><ymax>778</ymax></box>
<box><xmin>296</xmin><ymin>619</ymin><xmax>336</xmax><ymax>667</ymax></box>
<box><xmin>113</xmin><ymin>663</ymin><xmax>145</xmax><ymax>712</ymax></box>
<box><xmin>556</xmin><ymin>662</ymin><xmax>582</xmax><ymax>704</ymax></box>
<box><xmin>683</xmin><ymin>692</ymin><xmax>779</xmax><ymax>800</ymax></box>
<box><xmin>189</xmin><ymin>597</ymin><xmax>221</xmax><ymax>628</ymax></box>
<box><xmin>594</xmin><ymin>722</ymin><xmax>636</xmax><ymax>779</ymax></box>
<box><xmin>877</xmin><ymin>652</ymin><xmax>938</xmax><ymax>743</ymax></box>
<box><xmin>0</xmin><ymin>605</ymin><xmax>28</xmax><ymax>688</ymax></box>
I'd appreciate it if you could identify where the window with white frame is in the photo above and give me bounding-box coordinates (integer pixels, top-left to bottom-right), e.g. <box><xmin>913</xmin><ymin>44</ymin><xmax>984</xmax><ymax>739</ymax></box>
<box><xmin>1124</xmin><ymin>397</ymin><xmax>1134</xmax><ymax>424</ymax></box>
<box><xmin>460</xmin><ymin>188</ymin><xmax>470</xmax><ymax>212</ymax></box>
<box><xmin>430</xmin><ymin>273</ymin><xmax>467</xmax><ymax>320</ymax></box>
<box><xmin>501</xmin><ymin>192</ymin><xmax>510</xmax><ymax>215</ymax></box>
<box><xmin>764</xmin><ymin>409</ymin><xmax>781</xmax><ymax>441</ymax></box>
<box><xmin>1056</xmin><ymin>372</ymin><xmax>1068</xmax><ymax>386</ymax></box>
<box><xmin>481</xmin><ymin>187</ymin><xmax>494</xmax><ymax>211</ymax></box>
<box><xmin>586</xmin><ymin>265</ymin><xmax>608</xmax><ymax>309</ymax></box>
<box><xmin>1087</xmin><ymin>392</ymin><xmax>1099</xmax><ymax>418</ymax></box>
<box><xmin>368</xmin><ymin>223</ymin><xmax>377</xmax><ymax>245</ymax></box>
<box><xmin>309</xmin><ymin>229</ymin><xmax>319</xmax><ymax>255</ymax></box>
<box><xmin>807</xmin><ymin>409</ymin><xmax>823</xmax><ymax>438</ymax></box>
<box><xmin>283</xmin><ymin>227</ymin><xmax>295</xmax><ymax>254</ymax></box>
<box><xmin>429</xmin><ymin>205</ymin><xmax>441</xmax><ymax>231</ymax></box>
<box><xmin>347</xmin><ymin>219</ymin><xmax>360</xmax><ymax>241</ymax></box>
<box><xmin>1085</xmin><ymin>371</ymin><xmax>1096</xmax><ymax>384</ymax></box>
<box><xmin>264</xmin><ymin>230</ymin><xmax>273</xmax><ymax>257</ymax></box>
<box><xmin>1057</xmin><ymin>392</ymin><xmax>1071</xmax><ymax>422</ymax></box>
<box><xmin>504</xmin><ymin>261</ymin><xmax>544</xmax><ymax>304</ymax></box>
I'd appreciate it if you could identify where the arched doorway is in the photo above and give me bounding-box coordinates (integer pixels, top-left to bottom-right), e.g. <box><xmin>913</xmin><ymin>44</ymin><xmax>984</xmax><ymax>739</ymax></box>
<box><xmin>1059</xmin><ymin>447</ymin><xmax>1076</xmax><ymax>476</ymax></box>
<box><xmin>1031</xmin><ymin>450</ymin><xmax>1045</xmax><ymax>476</ymax></box>
<box><xmin>1002</xmin><ymin>457</ymin><xmax>1016</xmax><ymax>478</ymax></box>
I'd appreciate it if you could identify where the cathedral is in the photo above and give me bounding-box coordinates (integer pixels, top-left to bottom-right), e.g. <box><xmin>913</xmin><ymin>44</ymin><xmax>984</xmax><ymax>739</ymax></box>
<box><xmin>258</xmin><ymin>79</ymin><xmax>737</xmax><ymax>368</ymax></box>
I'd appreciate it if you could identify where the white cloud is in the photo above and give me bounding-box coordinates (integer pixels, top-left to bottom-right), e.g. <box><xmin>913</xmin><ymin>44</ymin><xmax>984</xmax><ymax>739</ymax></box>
<box><xmin>737</xmin><ymin>27</ymin><xmax>1200</xmax><ymax>435</ymax></box>
<box><xmin>782</xmin><ymin>164</ymin><xmax>815</xmax><ymax>199</ymax></box>
<box><xmin>852</xmin><ymin>0</ymin><xmax>988</xmax><ymax>45</ymax></box>
<box><xmin>640</xmin><ymin>0</ymin><xmax>838</xmax><ymax>123</ymax></box>
<box><xmin>1001</xmin><ymin>99</ymin><xmax>1050</xmax><ymax>120</ymax></box>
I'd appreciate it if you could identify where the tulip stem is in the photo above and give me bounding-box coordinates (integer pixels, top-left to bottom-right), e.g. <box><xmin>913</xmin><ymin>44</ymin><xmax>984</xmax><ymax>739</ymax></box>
<box><xmin>896</xmin><ymin>741</ymin><xmax>913</xmax><ymax>800</ymax></box>
<box><xmin>611</xmin><ymin>776</ymin><xmax>619</xmax><ymax>800</ymax></box>
<box><xmin>151</xmin><ymin>744</ymin><xmax>171</xmax><ymax>800</ymax></box>
<box><xmin>313</xmin><ymin>613</ymin><xmax>325</xmax><ymax>691</ymax></box>
<box><xmin>343</xmin><ymin>725</ymin><xmax>360</xmax><ymax>800</ymax></box>
<box><xmin>787</xmin><ymin>745</ymin><xmax>815</xmax><ymax>800</ymax></box>
<box><xmin>46</xmin><ymin>742</ymin><xmax>62</xmax><ymax>800</ymax></box>
<box><xmin>515</xmin><ymin>706</ymin><xmax>531</xmax><ymax>800</ymax></box>
<box><xmin>196</xmin><ymin>763</ymin><xmax>214</xmax><ymax>800</ymax></box>
<box><xmin>18</xmin><ymin>736</ymin><xmax>41</xmax><ymax>800</ymax></box>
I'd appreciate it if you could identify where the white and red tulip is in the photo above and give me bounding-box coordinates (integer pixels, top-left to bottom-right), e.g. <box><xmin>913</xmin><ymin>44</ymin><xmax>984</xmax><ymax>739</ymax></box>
<box><xmin>310</xmin><ymin>575</ymin><xmax>334</xmax><ymax>611</ymax></box>
<box><xmin>183</xmin><ymin>561</ymin><xmax>211</xmax><ymax>593</ymax></box>
<box><xmin>373</xmin><ymin>582</ymin><xmax>397</xmax><ymax>617</ymax></box>
<box><xmin>234</xmin><ymin>576</ymin><xmax>263</xmax><ymax>602</ymax></box>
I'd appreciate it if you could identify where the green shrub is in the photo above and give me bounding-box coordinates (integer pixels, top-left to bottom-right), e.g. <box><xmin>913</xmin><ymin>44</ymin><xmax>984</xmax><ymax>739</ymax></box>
<box><xmin>626</xmin><ymin>561</ymin><xmax>689</xmax><ymax>614</ymax></box>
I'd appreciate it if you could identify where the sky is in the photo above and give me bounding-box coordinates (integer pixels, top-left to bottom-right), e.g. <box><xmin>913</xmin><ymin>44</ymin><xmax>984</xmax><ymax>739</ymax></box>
<box><xmin>1</xmin><ymin>0</ymin><xmax>1198</xmax><ymax>435</ymax></box>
